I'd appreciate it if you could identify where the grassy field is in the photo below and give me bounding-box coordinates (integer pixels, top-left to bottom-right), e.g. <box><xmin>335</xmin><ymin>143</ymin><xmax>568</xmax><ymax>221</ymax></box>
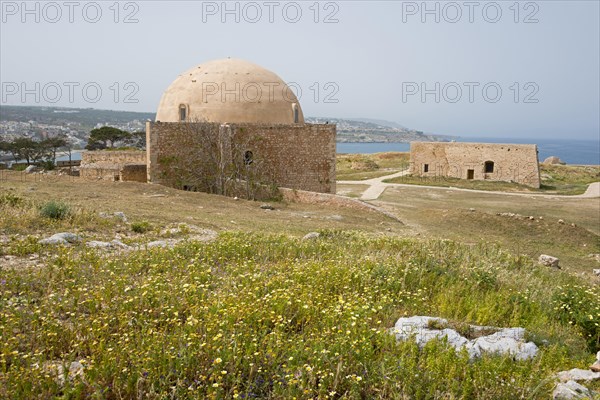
<box><xmin>336</xmin><ymin>153</ymin><xmax>409</xmax><ymax>181</ymax></box>
<box><xmin>1</xmin><ymin>170</ymin><xmax>599</xmax><ymax>399</ymax></box>
<box><xmin>372</xmin><ymin>185</ymin><xmax>600</xmax><ymax>278</ymax></box>
<box><xmin>383</xmin><ymin>164</ymin><xmax>600</xmax><ymax>195</ymax></box>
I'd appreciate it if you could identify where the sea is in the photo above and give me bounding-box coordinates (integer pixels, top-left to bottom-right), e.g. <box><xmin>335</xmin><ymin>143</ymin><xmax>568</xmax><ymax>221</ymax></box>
<box><xmin>337</xmin><ymin>137</ymin><xmax>600</xmax><ymax>166</ymax></box>
<box><xmin>54</xmin><ymin>137</ymin><xmax>599</xmax><ymax>166</ymax></box>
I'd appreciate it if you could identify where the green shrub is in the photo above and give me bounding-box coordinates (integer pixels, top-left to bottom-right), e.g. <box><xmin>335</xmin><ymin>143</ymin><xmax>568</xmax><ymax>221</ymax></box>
<box><xmin>39</xmin><ymin>200</ymin><xmax>71</xmax><ymax>220</ymax></box>
<box><xmin>552</xmin><ymin>284</ymin><xmax>600</xmax><ymax>352</ymax></box>
<box><xmin>131</xmin><ymin>221</ymin><xmax>151</xmax><ymax>233</ymax></box>
<box><xmin>0</xmin><ymin>193</ymin><xmax>25</xmax><ymax>207</ymax></box>
<box><xmin>40</xmin><ymin>160</ymin><xmax>55</xmax><ymax>171</ymax></box>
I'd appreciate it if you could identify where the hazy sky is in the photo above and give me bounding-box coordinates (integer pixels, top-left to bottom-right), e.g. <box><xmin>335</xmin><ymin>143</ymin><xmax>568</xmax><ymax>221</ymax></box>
<box><xmin>1</xmin><ymin>1</ymin><xmax>599</xmax><ymax>139</ymax></box>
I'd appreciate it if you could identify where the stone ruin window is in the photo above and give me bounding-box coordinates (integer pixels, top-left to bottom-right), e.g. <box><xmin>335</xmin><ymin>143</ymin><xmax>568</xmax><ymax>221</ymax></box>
<box><xmin>484</xmin><ymin>161</ymin><xmax>494</xmax><ymax>173</ymax></box>
<box><xmin>423</xmin><ymin>164</ymin><xmax>429</xmax><ymax>173</ymax></box>
<box><xmin>244</xmin><ymin>150</ymin><xmax>254</xmax><ymax>165</ymax></box>
<box><xmin>179</xmin><ymin>104</ymin><xmax>187</xmax><ymax>122</ymax></box>
<box><xmin>292</xmin><ymin>103</ymin><xmax>299</xmax><ymax>124</ymax></box>
<box><xmin>467</xmin><ymin>169</ymin><xmax>474</xmax><ymax>179</ymax></box>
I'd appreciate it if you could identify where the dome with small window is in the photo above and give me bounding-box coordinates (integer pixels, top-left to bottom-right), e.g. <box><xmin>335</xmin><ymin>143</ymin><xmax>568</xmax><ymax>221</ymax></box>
<box><xmin>155</xmin><ymin>58</ymin><xmax>304</xmax><ymax>124</ymax></box>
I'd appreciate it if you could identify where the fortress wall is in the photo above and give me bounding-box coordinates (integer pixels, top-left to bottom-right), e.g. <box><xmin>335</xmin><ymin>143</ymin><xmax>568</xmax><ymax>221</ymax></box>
<box><xmin>119</xmin><ymin>164</ymin><xmax>147</xmax><ymax>183</ymax></box>
<box><xmin>80</xmin><ymin>151</ymin><xmax>147</xmax><ymax>182</ymax></box>
<box><xmin>231</xmin><ymin>123</ymin><xmax>336</xmax><ymax>193</ymax></box>
<box><xmin>146</xmin><ymin>122</ymin><xmax>336</xmax><ymax>194</ymax></box>
<box><xmin>410</xmin><ymin>142</ymin><xmax>541</xmax><ymax>188</ymax></box>
<box><xmin>82</xmin><ymin>150</ymin><xmax>146</xmax><ymax>165</ymax></box>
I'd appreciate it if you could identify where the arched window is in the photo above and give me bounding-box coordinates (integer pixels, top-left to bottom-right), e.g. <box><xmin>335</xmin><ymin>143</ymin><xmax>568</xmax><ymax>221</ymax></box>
<box><xmin>292</xmin><ymin>103</ymin><xmax>299</xmax><ymax>124</ymax></box>
<box><xmin>484</xmin><ymin>161</ymin><xmax>494</xmax><ymax>173</ymax></box>
<box><xmin>244</xmin><ymin>150</ymin><xmax>253</xmax><ymax>165</ymax></box>
<box><xmin>179</xmin><ymin>104</ymin><xmax>187</xmax><ymax>122</ymax></box>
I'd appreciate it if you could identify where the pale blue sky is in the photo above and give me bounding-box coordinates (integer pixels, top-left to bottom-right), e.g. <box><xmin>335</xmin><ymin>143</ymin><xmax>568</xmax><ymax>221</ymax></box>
<box><xmin>1</xmin><ymin>1</ymin><xmax>598</xmax><ymax>139</ymax></box>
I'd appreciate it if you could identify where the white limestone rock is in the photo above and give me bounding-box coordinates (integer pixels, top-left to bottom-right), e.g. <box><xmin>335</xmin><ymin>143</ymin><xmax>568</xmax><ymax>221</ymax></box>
<box><xmin>39</xmin><ymin>232</ymin><xmax>82</xmax><ymax>245</ymax></box>
<box><xmin>302</xmin><ymin>232</ymin><xmax>320</xmax><ymax>240</ymax></box>
<box><xmin>391</xmin><ymin>317</ymin><xmax>538</xmax><ymax>361</ymax></box>
<box><xmin>539</xmin><ymin>254</ymin><xmax>560</xmax><ymax>269</ymax></box>
<box><xmin>553</xmin><ymin>380</ymin><xmax>594</xmax><ymax>400</ymax></box>
<box><xmin>113</xmin><ymin>212</ymin><xmax>128</xmax><ymax>222</ymax></box>
<box><xmin>557</xmin><ymin>368</ymin><xmax>600</xmax><ymax>382</ymax></box>
<box><xmin>35</xmin><ymin>361</ymin><xmax>84</xmax><ymax>386</ymax></box>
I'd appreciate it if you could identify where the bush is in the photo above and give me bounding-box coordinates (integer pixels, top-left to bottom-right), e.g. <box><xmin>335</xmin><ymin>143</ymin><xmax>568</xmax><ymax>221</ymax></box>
<box><xmin>552</xmin><ymin>284</ymin><xmax>600</xmax><ymax>353</ymax></box>
<box><xmin>40</xmin><ymin>160</ymin><xmax>55</xmax><ymax>171</ymax></box>
<box><xmin>39</xmin><ymin>200</ymin><xmax>71</xmax><ymax>220</ymax></box>
<box><xmin>131</xmin><ymin>221</ymin><xmax>151</xmax><ymax>233</ymax></box>
<box><xmin>0</xmin><ymin>193</ymin><xmax>25</xmax><ymax>207</ymax></box>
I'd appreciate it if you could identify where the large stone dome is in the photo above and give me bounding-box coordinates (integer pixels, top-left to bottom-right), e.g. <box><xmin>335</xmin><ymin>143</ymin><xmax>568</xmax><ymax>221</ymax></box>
<box><xmin>155</xmin><ymin>58</ymin><xmax>304</xmax><ymax>124</ymax></box>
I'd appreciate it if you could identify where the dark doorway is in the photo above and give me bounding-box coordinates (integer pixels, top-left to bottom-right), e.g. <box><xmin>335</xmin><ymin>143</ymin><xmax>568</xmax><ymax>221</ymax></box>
<box><xmin>484</xmin><ymin>161</ymin><xmax>494</xmax><ymax>173</ymax></box>
<box><xmin>467</xmin><ymin>169</ymin><xmax>474</xmax><ymax>179</ymax></box>
<box><xmin>244</xmin><ymin>150</ymin><xmax>254</xmax><ymax>165</ymax></box>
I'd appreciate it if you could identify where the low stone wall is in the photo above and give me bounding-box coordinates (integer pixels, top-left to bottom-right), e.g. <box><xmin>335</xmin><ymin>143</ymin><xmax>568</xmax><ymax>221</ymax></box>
<box><xmin>56</xmin><ymin>160</ymin><xmax>81</xmax><ymax>167</ymax></box>
<box><xmin>80</xmin><ymin>150</ymin><xmax>147</xmax><ymax>182</ymax></box>
<box><xmin>119</xmin><ymin>164</ymin><xmax>147</xmax><ymax>183</ymax></box>
<box><xmin>79</xmin><ymin>165</ymin><xmax>120</xmax><ymax>181</ymax></box>
<box><xmin>82</xmin><ymin>150</ymin><xmax>146</xmax><ymax>164</ymax></box>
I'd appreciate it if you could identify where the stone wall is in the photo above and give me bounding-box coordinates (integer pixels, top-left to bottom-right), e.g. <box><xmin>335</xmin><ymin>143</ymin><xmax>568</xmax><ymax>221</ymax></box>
<box><xmin>409</xmin><ymin>142</ymin><xmax>541</xmax><ymax>188</ymax></box>
<box><xmin>80</xmin><ymin>150</ymin><xmax>147</xmax><ymax>182</ymax></box>
<box><xmin>82</xmin><ymin>150</ymin><xmax>146</xmax><ymax>165</ymax></box>
<box><xmin>146</xmin><ymin>122</ymin><xmax>336</xmax><ymax>194</ymax></box>
<box><xmin>119</xmin><ymin>164</ymin><xmax>147</xmax><ymax>182</ymax></box>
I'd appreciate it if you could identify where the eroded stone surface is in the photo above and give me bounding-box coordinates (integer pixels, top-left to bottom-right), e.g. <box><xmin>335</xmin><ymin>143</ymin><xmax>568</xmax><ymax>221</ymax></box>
<box><xmin>391</xmin><ymin>316</ymin><xmax>538</xmax><ymax>361</ymax></box>
<box><xmin>553</xmin><ymin>380</ymin><xmax>593</xmax><ymax>400</ymax></box>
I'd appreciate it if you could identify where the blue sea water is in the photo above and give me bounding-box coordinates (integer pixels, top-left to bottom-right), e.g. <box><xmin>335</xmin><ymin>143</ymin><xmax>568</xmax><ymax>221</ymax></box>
<box><xmin>337</xmin><ymin>138</ymin><xmax>600</xmax><ymax>166</ymax></box>
<box><xmin>55</xmin><ymin>138</ymin><xmax>599</xmax><ymax>166</ymax></box>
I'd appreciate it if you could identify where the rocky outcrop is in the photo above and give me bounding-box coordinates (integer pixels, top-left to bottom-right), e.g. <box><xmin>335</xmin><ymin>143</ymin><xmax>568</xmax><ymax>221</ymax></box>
<box><xmin>303</xmin><ymin>232</ymin><xmax>320</xmax><ymax>240</ymax></box>
<box><xmin>539</xmin><ymin>254</ymin><xmax>560</xmax><ymax>269</ymax></box>
<box><xmin>390</xmin><ymin>316</ymin><xmax>539</xmax><ymax>361</ymax></box>
<box><xmin>544</xmin><ymin>156</ymin><xmax>566</xmax><ymax>165</ymax></box>
<box><xmin>39</xmin><ymin>232</ymin><xmax>82</xmax><ymax>245</ymax></box>
<box><xmin>553</xmin><ymin>380</ymin><xmax>594</xmax><ymax>399</ymax></box>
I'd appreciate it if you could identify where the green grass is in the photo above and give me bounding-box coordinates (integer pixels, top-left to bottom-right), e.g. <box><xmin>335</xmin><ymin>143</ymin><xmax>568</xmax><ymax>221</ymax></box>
<box><xmin>540</xmin><ymin>164</ymin><xmax>600</xmax><ymax>194</ymax></box>
<box><xmin>1</xmin><ymin>231</ymin><xmax>598</xmax><ymax>399</ymax></box>
<box><xmin>383</xmin><ymin>175</ymin><xmax>535</xmax><ymax>192</ymax></box>
<box><xmin>131</xmin><ymin>221</ymin><xmax>152</xmax><ymax>234</ymax></box>
<box><xmin>0</xmin><ymin>193</ymin><xmax>114</xmax><ymax>241</ymax></box>
<box><xmin>337</xmin><ymin>152</ymin><xmax>409</xmax><ymax>181</ymax></box>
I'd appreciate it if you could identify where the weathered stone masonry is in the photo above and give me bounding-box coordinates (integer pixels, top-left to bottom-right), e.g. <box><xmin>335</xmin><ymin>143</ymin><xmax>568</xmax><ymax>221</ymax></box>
<box><xmin>410</xmin><ymin>142</ymin><xmax>541</xmax><ymax>188</ymax></box>
<box><xmin>80</xmin><ymin>150</ymin><xmax>146</xmax><ymax>181</ymax></box>
<box><xmin>146</xmin><ymin>122</ymin><xmax>336</xmax><ymax>193</ymax></box>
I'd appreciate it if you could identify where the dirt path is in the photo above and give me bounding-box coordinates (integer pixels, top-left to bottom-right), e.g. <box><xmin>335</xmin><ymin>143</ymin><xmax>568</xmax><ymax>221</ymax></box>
<box><xmin>338</xmin><ymin>171</ymin><xmax>600</xmax><ymax>201</ymax></box>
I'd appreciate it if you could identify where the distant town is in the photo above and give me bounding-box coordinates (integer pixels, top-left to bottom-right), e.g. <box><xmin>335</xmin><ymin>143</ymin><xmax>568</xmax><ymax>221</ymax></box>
<box><xmin>0</xmin><ymin>106</ymin><xmax>454</xmax><ymax>150</ymax></box>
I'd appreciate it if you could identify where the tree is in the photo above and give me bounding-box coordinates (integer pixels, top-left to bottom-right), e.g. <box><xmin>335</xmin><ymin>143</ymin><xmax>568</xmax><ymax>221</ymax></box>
<box><xmin>126</xmin><ymin>130</ymin><xmax>146</xmax><ymax>149</ymax></box>
<box><xmin>9</xmin><ymin>138</ymin><xmax>39</xmax><ymax>165</ymax></box>
<box><xmin>0</xmin><ymin>140</ymin><xmax>10</xmax><ymax>154</ymax></box>
<box><xmin>86</xmin><ymin>126</ymin><xmax>131</xmax><ymax>150</ymax></box>
<box><xmin>41</xmin><ymin>135</ymin><xmax>68</xmax><ymax>163</ymax></box>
